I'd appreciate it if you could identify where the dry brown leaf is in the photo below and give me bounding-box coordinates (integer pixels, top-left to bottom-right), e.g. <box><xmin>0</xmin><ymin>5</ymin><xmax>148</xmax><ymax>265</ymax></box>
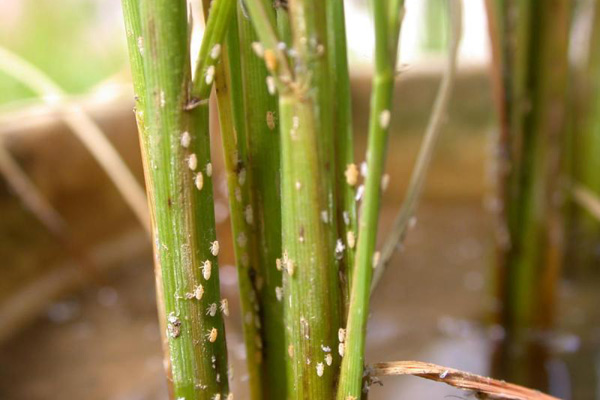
<box><xmin>369</xmin><ymin>361</ymin><xmax>560</xmax><ymax>400</ymax></box>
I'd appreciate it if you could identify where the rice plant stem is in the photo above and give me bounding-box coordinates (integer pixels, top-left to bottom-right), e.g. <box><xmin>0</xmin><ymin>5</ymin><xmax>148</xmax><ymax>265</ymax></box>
<box><xmin>326</xmin><ymin>0</ymin><xmax>356</xmax><ymax>308</ymax></box>
<box><xmin>120</xmin><ymin>4</ymin><xmax>170</xmax><ymax>393</ymax></box>
<box><xmin>570</xmin><ymin>0</ymin><xmax>600</xmax><ymax>269</ymax></box>
<box><xmin>189</xmin><ymin>0</ymin><xmax>236</xmax><ymax>103</ymax></box>
<box><xmin>122</xmin><ymin>0</ymin><xmax>146</xmax><ymax>118</ymax></box>
<box><xmin>279</xmin><ymin>93</ymin><xmax>341</xmax><ymax>399</ymax></box>
<box><xmin>129</xmin><ymin>0</ymin><xmax>230</xmax><ymax>397</ymax></box>
<box><xmin>235</xmin><ymin>1</ymin><xmax>288</xmax><ymax>397</ymax></box>
<box><xmin>277</xmin><ymin>0</ymin><xmax>345</xmax><ymax>396</ymax></box>
<box><xmin>581</xmin><ymin>0</ymin><xmax>600</xmax><ymax>197</ymax></box>
<box><xmin>242</xmin><ymin>0</ymin><xmax>293</xmax><ymax>88</ymax></box>
<box><xmin>371</xmin><ymin>0</ymin><xmax>462</xmax><ymax>292</ymax></box>
<box><xmin>214</xmin><ymin>16</ymin><xmax>265</xmax><ymax>399</ymax></box>
<box><xmin>336</xmin><ymin>0</ymin><xmax>404</xmax><ymax>398</ymax></box>
<box><xmin>499</xmin><ymin>0</ymin><xmax>570</xmax><ymax>332</ymax></box>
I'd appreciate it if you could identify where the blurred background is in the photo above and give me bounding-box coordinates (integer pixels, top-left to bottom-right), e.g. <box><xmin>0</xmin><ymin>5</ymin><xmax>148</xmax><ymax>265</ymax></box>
<box><xmin>0</xmin><ymin>0</ymin><xmax>597</xmax><ymax>399</ymax></box>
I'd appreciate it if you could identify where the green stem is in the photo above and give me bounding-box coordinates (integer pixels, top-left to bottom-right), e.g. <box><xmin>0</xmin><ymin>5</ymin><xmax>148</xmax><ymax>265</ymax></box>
<box><xmin>336</xmin><ymin>0</ymin><xmax>405</xmax><ymax>398</ymax></box>
<box><xmin>584</xmin><ymin>0</ymin><xmax>600</xmax><ymax>191</ymax></box>
<box><xmin>189</xmin><ymin>0</ymin><xmax>236</xmax><ymax>103</ymax></box>
<box><xmin>243</xmin><ymin>0</ymin><xmax>343</xmax><ymax>395</ymax></box>
<box><xmin>122</xmin><ymin>0</ymin><xmax>146</xmax><ymax>116</ymax></box>
<box><xmin>275</xmin><ymin>2</ymin><xmax>292</xmax><ymax>45</ymax></box>
<box><xmin>483</xmin><ymin>0</ymin><xmax>513</xmax><ymax>315</ymax></box>
<box><xmin>280</xmin><ymin>0</ymin><xmax>343</xmax><ymax>397</ymax></box>
<box><xmin>486</xmin><ymin>1</ymin><xmax>571</xmax><ymax>389</ymax></box>
<box><xmin>235</xmin><ymin>1</ymin><xmax>287</xmax><ymax>397</ymax></box>
<box><xmin>242</xmin><ymin>0</ymin><xmax>293</xmax><ymax>88</ymax></box>
<box><xmin>214</xmin><ymin>15</ymin><xmax>265</xmax><ymax>400</ymax></box>
<box><xmin>326</xmin><ymin>0</ymin><xmax>356</xmax><ymax>309</ymax></box>
<box><xmin>120</xmin><ymin>3</ymin><xmax>172</xmax><ymax>394</ymax></box>
<box><xmin>127</xmin><ymin>0</ymin><xmax>230</xmax><ymax>398</ymax></box>
<box><xmin>279</xmin><ymin>93</ymin><xmax>341</xmax><ymax>399</ymax></box>
<box><xmin>372</xmin><ymin>0</ymin><xmax>462</xmax><ymax>292</ymax></box>
<box><xmin>571</xmin><ymin>0</ymin><xmax>600</xmax><ymax>269</ymax></box>
<box><xmin>498</xmin><ymin>0</ymin><xmax>570</xmax><ymax>333</ymax></box>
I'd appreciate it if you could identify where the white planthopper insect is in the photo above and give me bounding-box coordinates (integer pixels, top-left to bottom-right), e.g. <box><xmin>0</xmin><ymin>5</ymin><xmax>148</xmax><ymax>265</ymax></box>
<box><xmin>207</xmin><ymin>327</ymin><xmax>218</xmax><ymax>343</ymax></box>
<box><xmin>206</xmin><ymin>303</ymin><xmax>217</xmax><ymax>317</ymax></box>
<box><xmin>345</xmin><ymin>163</ymin><xmax>358</xmax><ymax>186</ymax></box>
<box><xmin>220</xmin><ymin>299</ymin><xmax>229</xmax><ymax>316</ymax></box>
<box><xmin>181</xmin><ymin>131</ymin><xmax>191</xmax><ymax>148</ymax></box>
<box><xmin>195</xmin><ymin>172</ymin><xmax>204</xmax><ymax>191</ymax></box>
<box><xmin>188</xmin><ymin>154</ymin><xmax>198</xmax><ymax>170</ymax></box>
<box><xmin>316</xmin><ymin>362</ymin><xmax>324</xmax><ymax>377</ymax></box>
<box><xmin>210</xmin><ymin>240</ymin><xmax>220</xmax><ymax>257</ymax></box>
<box><xmin>203</xmin><ymin>260</ymin><xmax>212</xmax><ymax>280</ymax></box>
<box><xmin>210</xmin><ymin>44</ymin><xmax>221</xmax><ymax>60</ymax></box>
<box><xmin>379</xmin><ymin>109</ymin><xmax>391</xmax><ymax>129</ymax></box>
